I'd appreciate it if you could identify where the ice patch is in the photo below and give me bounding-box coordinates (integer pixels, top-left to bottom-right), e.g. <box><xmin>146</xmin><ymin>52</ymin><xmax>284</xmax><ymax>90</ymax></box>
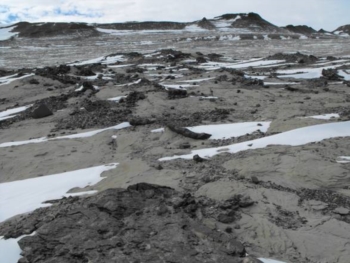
<box><xmin>259</xmin><ymin>259</ymin><xmax>286</xmax><ymax>263</ymax></box>
<box><xmin>161</xmin><ymin>83</ymin><xmax>197</xmax><ymax>90</ymax></box>
<box><xmin>69</xmin><ymin>54</ymin><xmax>126</xmax><ymax>66</ymax></box>
<box><xmin>0</xmin><ymin>122</ymin><xmax>131</xmax><ymax>148</ymax></box>
<box><xmin>116</xmin><ymin>79</ymin><xmax>142</xmax><ymax>87</ymax></box>
<box><xmin>0</xmin><ymin>164</ymin><xmax>118</xmax><ymax>222</ymax></box>
<box><xmin>198</xmin><ymin>59</ymin><xmax>285</xmax><ymax>71</ymax></box>
<box><xmin>159</xmin><ymin>121</ymin><xmax>350</xmax><ymax>161</ymax></box>
<box><xmin>179</xmin><ymin>77</ymin><xmax>215</xmax><ymax>83</ymax></box>
<box><xmin>338</xmin><ymin>70</ymin><xmax>350</xmax><ymax>80</ymax></box>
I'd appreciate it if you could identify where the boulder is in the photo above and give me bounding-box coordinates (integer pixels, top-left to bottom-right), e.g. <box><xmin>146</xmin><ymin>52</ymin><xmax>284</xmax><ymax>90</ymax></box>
<box><xmin>31</xmin><ymin>103</ymin><xmax>53</xmax><ymax>119</ymax></box>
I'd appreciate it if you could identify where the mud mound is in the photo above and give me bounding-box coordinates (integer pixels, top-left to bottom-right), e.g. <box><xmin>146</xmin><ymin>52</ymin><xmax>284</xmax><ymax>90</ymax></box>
<box><xmin>98</xmin><ymin>21</ymin><xmax>186</xmax><ymax>31</ymax></box>
<box><xmin>197</xmin><ymin>17</ymin><xmax>216</xmax><ymax>30</ymax></box>
<box><xmin>54</xmin><ymin>99</ymin><xmax>132</xmax><ymax>131</ymax></box>
<box><xmin>11</xmin><ymin>22</ymin><xmax>98</xmax><ymax>38</ymax></box>
<box><xmin>267</xmin><ymin>52</ymin><xmax>318</xmax><ymax>63</ymax></box>
<box><xmin>215</xmin><ymin>13</ymin><xmax>286</xmax><ymax>33</ymax></box>
<box><xmin>333</xmin><ymin>24</ymin><xmax>350</xmax><ymax>35</ymax></box>
<box><xmin>35</xmin><ymin>65</ymin><xmax>79</xmax><ymax>84</ymax></box>
<box><xmin>0</xmin><ymin>183</ymin><xmax>259</xmax><ymax>263</ymax></box>
<box><xmin>284</xmin><ymin>25</ymin><xmax>317</xmax><ymax>35</ymax></box>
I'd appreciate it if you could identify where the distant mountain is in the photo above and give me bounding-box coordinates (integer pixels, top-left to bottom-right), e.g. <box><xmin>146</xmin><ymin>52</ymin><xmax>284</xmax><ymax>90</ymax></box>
<box><xmin>2</xmin><ymin>13</ymin><xmax>346</xmax><ymax>40</ymax></box>
<box><xmin>333</xmin><ymin>25</ymin><xmax>350</xmax><ymax>36</ymax></box>
<box><xmin>283</xmin><ymin>25</ymin><xmax>317</xmax><ymax>35</ymax></box>
<box><xmin>210</xmin><ymin>13</ymin><xmax>288</xmax><ymax>33</ymax></box>
<box><xmin>9</xmin><ymin>22</ymin><xmax>98</xmax><ymax>38</ymax></box>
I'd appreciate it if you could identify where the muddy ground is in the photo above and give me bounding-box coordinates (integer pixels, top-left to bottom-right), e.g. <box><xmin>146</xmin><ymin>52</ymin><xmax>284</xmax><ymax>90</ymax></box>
<box><xmin>1</xmin><ymin>36</ymin><xmax>350</xmax><ymax>263</ymax></box>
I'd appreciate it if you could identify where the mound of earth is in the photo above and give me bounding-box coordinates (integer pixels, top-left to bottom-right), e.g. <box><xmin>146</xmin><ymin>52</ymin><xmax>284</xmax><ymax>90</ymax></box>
<box><xmin>214</xmin><ymin>13</ymin><xmax>287</xmax><ymax>33</ymax></box>
<box><xmin>284</xmin><ymin>25</ymin><xmax>317</xmax><ymax>35</ymax></box>
<box><xmin>333</xmin><ymin>25</ymin><xmax>350</xmax><ymax>36</ymax></box>
<box><xmin>98</xmin><ymin>21</ymin><xmax>187</xmax><ymax>31</ymax></box>
<box><xmin>267</xmin><ymin>52</ymin><xmax>318</xmax><ymax>63</ymax></box>
<box><xmin>197</xmin><ymin>17</ymin><xmax>216</xmax><ymax>30</ymax></box>
<box><xmin>10</xmin><ymin>22</ymin><xmax>98</xmax><ymax>38</ymax></box>
<box><xmin>0</xmin><ymin>183</ymin><xmax>259</xmax><ymax>263</ymax></box>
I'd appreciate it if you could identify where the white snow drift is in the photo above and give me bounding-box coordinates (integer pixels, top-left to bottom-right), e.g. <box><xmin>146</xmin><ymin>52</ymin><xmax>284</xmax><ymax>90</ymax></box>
<box><xmin>0</xmin><ymin>122</ymin><xmax>131</xmax><ymax>148</ymax></box>
<box><xmin>0</xmin><ymin>163</ymin><xmax>118</xmax><ymax>223</ymax></box>
<box><xmin>0</xmin><ymin>105</ymin><xmax>32</xmax><ymax>122</ymax></box>
<box><xmin>159</xmin><ymin>121</ymin><xmax>350</xmax><ymax>161</ymax></box>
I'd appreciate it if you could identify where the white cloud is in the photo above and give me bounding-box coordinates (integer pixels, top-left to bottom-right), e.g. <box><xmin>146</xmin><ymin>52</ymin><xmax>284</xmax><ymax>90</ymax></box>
<box><xmin>0</xmin><ymin>0</ymin><xmax>349</xmax><ymax>31</ymax></box>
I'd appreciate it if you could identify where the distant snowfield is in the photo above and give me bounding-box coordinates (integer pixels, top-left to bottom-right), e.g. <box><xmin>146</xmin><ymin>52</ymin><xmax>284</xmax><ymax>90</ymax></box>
<box><xmin>0</xmin><ymin>122</ymin><xmax>131</xmax><ymax>148</ymax></box>
<box><xmin>0</xmin><ymin>163</ymin><xmax>118</xmax><ymax>223</ymax></box>
<box><xmin>159</xmin><ymin>121</ymin><xmax>350</xmax><ymax>161</ymax></box>
<box><xmin>0</xmin><ymin>105</ymin><xmax>32</xmax><ymax>122</ymax></box>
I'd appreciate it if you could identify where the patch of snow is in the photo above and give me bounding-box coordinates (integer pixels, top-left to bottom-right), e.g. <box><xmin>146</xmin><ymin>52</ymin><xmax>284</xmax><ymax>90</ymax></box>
<box><xmin>245</xmin><ymin>75</ymin><xmax>268</xmax><ymax>80</ymax></box>
<box><xmin>69</xmin><ymin>54</ymin><xmax>126</xmax><ymax>66</ymax></box>
<box><xmin>336</xmin><ymin>156</ymin><xmax>350</xmax><ymax>164</ymax></box>
<box><xmin>151</xmin><ymin>128</ymin><xmax>165</xmax><ymax>133</ymax></box>
<box><xmin>0</xmin><ymin>105</ymin><xmax>32</xmax><ymax>121</ymax></box>
<box><xmin>0</xmin><ymin>26</ymin><xmax>17</xmax><ymax>41</ymax></box>
<box><xmin>198</xmin><ymin>59</ymin><xmax>285</xmax><ymax>71</ymax></box>
<box><xmin>264</xmin><ymin>82</ymin><xmax>299</xmax><ymax>85</ymax></box>
<box><xmin>0</xmin><ymin>164</ymin><xmax>118</xmax><ymax>222</ymax></box>
<box><xmin>0</xmin><ymin>232</ymin><xmax>36</xmax><ymax>263</ymax></box>
<box><xmin>159</xmin><ymin>121</ymin><xmax>350</xmax><ymax>161</ymax></box>
<box><xmin>259</xmin><ymin>259</ymin><xmax>286</xmax><ymax>263</ymax></box>
<box><xmin>185</xmin><ymin>24</ymin><xmax>208</xmax><ymax>32</ymax></box>
<box><xmin>187</xmin><ymin>122</ymin><xmax>271</xmax><ymax>140</ymax></box>
<box><xmin>302</xmin><ymin>113</ymin><xmax>340</xmax><ymax>120</ymax></box>
<box><xmin>107</xmin><ymin>95</ymin><xmax>127</xmax><ymax>102</ymax></box>
<box><xmin>161</xmin><ymin>83</ymin><xmax>197</xmax><ymax>90</ymax></box>
<box><xmin>116</xmin><ymin>79</ymin><xmax>142</xmax><ymax>87</ymax></box>
<box><xmin>108</xmin><ymin>64</ymin><xmax>135</xmax><ymax>68</ymax></box>
<box><xmin>338</xmin><ymin>70</ymin><xmax>350</xmax><ymax>80</ymax></box>
<box><xmin>0</xmin><ymin>122</ymin><xmax>131</xmax><ymax>148</ymax></box>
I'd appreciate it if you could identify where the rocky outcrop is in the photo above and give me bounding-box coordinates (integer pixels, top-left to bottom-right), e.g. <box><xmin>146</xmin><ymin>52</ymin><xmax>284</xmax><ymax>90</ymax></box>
<box><xmin>0</xmin><ymin>183</ymin><xmax>257</xmax><ymax>263</ymax></box>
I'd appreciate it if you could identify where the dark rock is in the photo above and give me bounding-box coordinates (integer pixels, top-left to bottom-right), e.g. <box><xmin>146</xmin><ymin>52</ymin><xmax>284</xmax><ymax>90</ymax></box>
<box><xmin>322</xmin><ymin>68</ymin><xmax>344</xmax><ymax>81</ymax></box>
<box><xmin>129</xmin><ymin>117</ymin><xmax>155</xmax><ymax>126</ymax></box>
<box><xmin>31</xmin><ymin>103</ymin><xmax>53</xmax><ymax>119</ymax></box>
<box><xmin>218</xmin><ymin>211</ymin><xmax>236</xmax><ymax>224</ymax></box>
<box><xmin>251</xmin><ymin>176</ymin><xmax>259</xmax><ymax>184</ymax></box>
<box><xmin>193</xmin><ymin>154</ymin><xmax>205</xmax><ymax>163</ymax></box>
<box><xmin>28</xmin><ymin>78</ymin><xmax>39</xmax><ymax>84</ymax></box>
<box><xmin>179</xmin><ymin>142</ymin><xmax>191</xmax><ymax>149</ymax></box>
<box><xmin>167</xmin><ymin>89</ymin><xmax>187</xmax><ymax>99</ymax></box>
<box><xmin>196</xmin><ymin>57</ymin><xmax>207</xmax><ymax>63</ymax></box>
<box><xmin>167</xmin><ymin>124</ymin><xmax>211</xmax><ymax>140</ymax></box>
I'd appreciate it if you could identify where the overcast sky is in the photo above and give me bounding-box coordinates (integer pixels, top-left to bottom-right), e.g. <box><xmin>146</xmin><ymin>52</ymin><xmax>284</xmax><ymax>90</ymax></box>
<box><xmin>0</xmin><ymin>0</ymin><xmax>349</xmax><ymax>31</ymax></box>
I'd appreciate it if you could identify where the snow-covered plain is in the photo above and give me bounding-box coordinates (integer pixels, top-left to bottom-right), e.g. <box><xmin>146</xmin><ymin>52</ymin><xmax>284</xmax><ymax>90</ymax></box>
<box><xmin>0</xmin><ymin>105</ymin><xmax>32</xmax><ymax>122</ymax></box>
<box><xmin>0</xmin><ymin>122</ymin><xmax>131</xmax><ymax>148</ymax></box>
<box><xmin>0</xmin><ymin>163</ymin><xmax>118</xmax><ymax>223</ymax></box>
<box><xmin>159</xmin><ymin>121</ymin><xmax>350</xmax><ymax>161</ymax></box>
